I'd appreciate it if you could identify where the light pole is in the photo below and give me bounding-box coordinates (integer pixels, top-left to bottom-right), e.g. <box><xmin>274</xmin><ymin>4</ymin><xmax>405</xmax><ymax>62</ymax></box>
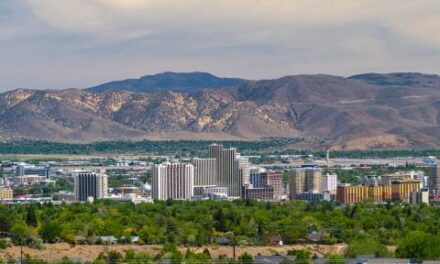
<box><xmin>19</xmin><ymin>240</ymin><xmax>23</xmax><ymax>264</ymax></box>
<box><xmin>232</xmin><ymin>231</ymin><xmax>236</xmax><ymax>261</ymax></box>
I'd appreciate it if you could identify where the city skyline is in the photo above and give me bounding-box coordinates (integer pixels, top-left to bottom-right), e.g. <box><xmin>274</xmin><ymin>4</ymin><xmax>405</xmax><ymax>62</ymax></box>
<box><xmin>1</xmin><ymin>0</ymin><xmax>440</xmax><ymax>91</ymax></box>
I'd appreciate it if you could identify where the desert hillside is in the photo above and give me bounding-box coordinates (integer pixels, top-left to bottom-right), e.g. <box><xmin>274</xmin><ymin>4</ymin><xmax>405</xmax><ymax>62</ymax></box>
<box><xmin>1</xmin><ymin>72</ymin><xmax>440</xmax><ymax>150</ymax></box>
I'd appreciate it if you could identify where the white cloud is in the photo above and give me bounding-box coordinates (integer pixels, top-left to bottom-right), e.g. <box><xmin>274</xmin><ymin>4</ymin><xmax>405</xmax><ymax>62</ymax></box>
<box><xmin>0</xmin><ymin>0</ymin><xmax>439</xmax><ymax>91</ymax></box>
<box><xmin>25</xmin><ymin>0</ymin><xmax>440</xmax><ymax>46</ymax></box>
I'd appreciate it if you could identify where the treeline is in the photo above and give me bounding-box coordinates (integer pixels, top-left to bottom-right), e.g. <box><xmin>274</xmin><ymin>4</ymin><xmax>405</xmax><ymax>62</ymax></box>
<box><xmin>1</xmin><ymin>200</ymin><xmax>440</xmax><ymax>259</ymax></box>
<box><xmin>1</xmin><ymin>139</ymin><xmax>440</xmax><ymax>158</ymax></box>
<box><xmin>0</xmin><ymin>139</ymin><xmax>304</xmax><ymax>156</ymax></box>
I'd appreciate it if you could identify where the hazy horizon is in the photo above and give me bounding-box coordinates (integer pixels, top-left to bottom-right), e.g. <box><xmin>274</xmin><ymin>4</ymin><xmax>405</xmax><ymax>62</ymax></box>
<box><xmin>1</xmin><ymin>0</ymin><xmax>440</xmax><ymax>91</ymax></box>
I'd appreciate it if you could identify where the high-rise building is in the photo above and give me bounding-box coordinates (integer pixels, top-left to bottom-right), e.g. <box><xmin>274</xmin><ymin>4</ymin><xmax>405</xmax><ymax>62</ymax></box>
<box><xmin>74</xmin><ymin>172</ymin><xmax>108</xmax><ymax>202</ymax></box>
<box><xmin>208</xmin><ymin>144</ymin><xmax>249</xmax><ymax>197</ymax></box>
<box><xmin>261</xmin><ymin>171</ymin><xmax>283</xmax><ymax>199</ymax></box>
<box><xmin>209</xmin><ymin>144</ymin><xmax>224</xmax><ymax>184</ymax></box>
<box><xmin>289</xmin><ymin>169</ymin><xmax>305</xmax><ymax>199</ymax></box>
<box><xmin>238</xmin><ymin>155</ymin><xmax>250</xmax><ymax>186</ymax></box>
<box><xmin>430</xmin><ymin>165</ymin><xmax>440</xmax><ymax>195</ymax></box>
<box><xmin>321</xmin><ymin>173</ymin><xmax>338</xmax><ymax>194</ymax></box>
<box><xmin>151</xmin><ymin>163</ymin><xmax>194</xmax><ymax>200</ymax></box>
<box><xmin>305</xmin><ymin>168</ymin><xmax>321</xmax><ymax>193</ymax></box>
<box><xmin>289</xmin><ymin>167</ymin><xmax>322</xmax><ymax>200</ymax></box>
<box><xmin>192</xmin><ymin>158</ymin><xmax>217</xmax><ymax>187</ymax></box>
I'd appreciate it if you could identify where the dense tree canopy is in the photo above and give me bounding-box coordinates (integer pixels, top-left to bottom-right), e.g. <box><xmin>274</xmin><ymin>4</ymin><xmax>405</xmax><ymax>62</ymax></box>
<box><xmin>0</xmin><ymin>200</ymin><xmax>439</xmax><ymax>259</ymax></box>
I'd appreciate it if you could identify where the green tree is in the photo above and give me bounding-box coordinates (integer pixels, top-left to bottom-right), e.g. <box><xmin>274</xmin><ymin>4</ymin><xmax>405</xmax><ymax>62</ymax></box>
<box><xmin>26</xmin><ymin>205</ymin><xmax>38</xmax><ymax>227</ymax></box>
<box><xmin>238</xmin><ymin>252</ymin><xmax>254</xmax><ymax>264</ymax></box>
<box><xmin>39</xmin><ymin>220</ymin><xmax>62</xmax><ymax>243</ymax></box>
<box><xmin>395</xmin><ymin>231</ymin><xmax>440</xmax><ymax>259</ymax></box>
<box><xmin>287</xmin><ymin>250</ymin><xmax>312</xmax><ymax>264</ymax></box>
<box><xmin>345</xmin><ymin>236</ymin><xmax>388</xmax><ymax>258</ymax></box>
<box><xmin>10</xmin><ymin>223</ymin><xmax>32</xmax><ymax>246</ymax></box>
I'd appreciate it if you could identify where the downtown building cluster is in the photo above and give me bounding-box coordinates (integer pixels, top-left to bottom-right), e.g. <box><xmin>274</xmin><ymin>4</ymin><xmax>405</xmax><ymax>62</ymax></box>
<box><xmin>151</xmin><ymin>144</ymin><xmax>283</xmax><ymax>201</ymax></box>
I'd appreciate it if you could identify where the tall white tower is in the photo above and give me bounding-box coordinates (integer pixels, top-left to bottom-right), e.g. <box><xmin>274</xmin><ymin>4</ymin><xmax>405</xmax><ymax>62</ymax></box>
<box><xmin>152</xmin><ymin>163</ymin><xmax>194</xmax><ymax>200</ymax></box>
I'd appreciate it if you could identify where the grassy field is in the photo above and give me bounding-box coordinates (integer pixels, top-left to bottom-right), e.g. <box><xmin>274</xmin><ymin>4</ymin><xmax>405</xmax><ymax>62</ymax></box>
<box><xmin>0</xmin><ymin>243</ymin><xmax>348</xmax><ymax>262</ymax></box>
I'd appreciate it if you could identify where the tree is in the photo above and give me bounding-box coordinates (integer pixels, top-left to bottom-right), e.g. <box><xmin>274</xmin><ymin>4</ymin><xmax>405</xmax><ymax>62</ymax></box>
<box><xmin>395</xmin><ymin>231</ymin><xmax>440</xmax><ymax>259</ymax></box>
<box><xmin>345</xmin><ymin>236</ymin><xmax>388</xmax><ymax>258</ymax></box>
<box><xmin>287</xmin><ymin>249</ymin><xmax>311</xmax><ymax>264</ymax></box>
<box><xmin>39</xmin><ymin>220</ymin><xmax>61</xmax><ymax>243</ymax></box>
<box><xmin>10</xmin><ymin>223</ymin><xmax>32</xmax><ymax>246</ymax></box>
<box><xmin>238</xmin><ymin>252</ymin><xmax>253</xmax><ymax>264</ymax></box>
<box><xmin>26</xmin><ymin>206</ymin><xmax>38</xmax><ymax>227</ymax></box>
<box><xmin>0</xmin><ymin>213</ymin><xmax>12</xmax><ymax>233</ymax></box>
<box><xmin>214</xmin><ymin>208</ymin><xmax>227</xmax><ymax>232</ymax></box>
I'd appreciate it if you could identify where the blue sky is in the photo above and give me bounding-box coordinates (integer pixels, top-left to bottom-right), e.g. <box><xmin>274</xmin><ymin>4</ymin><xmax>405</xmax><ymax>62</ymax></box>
<box><xmin>1</xmin><ymin>0</ymin><xmax>440</xmax><ymax>91</ymax></box>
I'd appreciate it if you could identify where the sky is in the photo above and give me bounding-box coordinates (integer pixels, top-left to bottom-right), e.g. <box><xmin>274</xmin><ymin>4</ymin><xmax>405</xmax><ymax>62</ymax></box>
<box><xmin>1</xmin><ymin>0</ymin><xmax>440</xmax><ymax>91</ymax></box>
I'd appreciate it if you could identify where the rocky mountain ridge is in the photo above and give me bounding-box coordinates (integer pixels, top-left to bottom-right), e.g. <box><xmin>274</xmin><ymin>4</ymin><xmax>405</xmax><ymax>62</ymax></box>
<box><xmin>1</xmin><ymin>72</ymin><xmax>440</xmax><ymax>150</ymax></box>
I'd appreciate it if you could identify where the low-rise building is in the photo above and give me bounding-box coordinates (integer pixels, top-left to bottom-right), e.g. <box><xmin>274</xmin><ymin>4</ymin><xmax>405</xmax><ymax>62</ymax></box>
<box><xmin>242</xmin><ymin>185</ymin><xmax>274</xmax><ymax>200</ymax></box>
<box><xmin>337</xmin><ymin>184</ymin><xmax>369</xmax><ymax>204</ymax></box>
<box><xmin>391</xmin><ymin>180</ymin><xmax>421</xmax><ymax>202</ymax></box>
<box><xmin>0</xmin><ymin>188</ymin><xmax>13</xmax><ymax>199</ymax></box>
<box><xmin>296</xmin><ymin>191</ymin><xmax>335</xmax><ymax>203</ymax></box>
<box><xmin>410</xmin><ymin>189</ymin><xmax>429</xmax><ymax>205</ymax></box>
<box><xmin>12</xmin><ymin>175</ymin><xmax>46</xmax><ymax>185</ymax></box>
<box><xmin>337</xmin><ymin>180</ymin><xmax>421</xmax><ymax>204</ymax></box>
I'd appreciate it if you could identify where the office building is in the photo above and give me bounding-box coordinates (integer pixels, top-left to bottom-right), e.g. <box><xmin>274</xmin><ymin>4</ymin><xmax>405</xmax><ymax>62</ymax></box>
<box><xmin>289</xmin><ymin>167</ymin><xmax>322</xmax><ymax>200</ymax></box>
<box><xmin>250</xmin><ymin>167</ymin><xmax>266</xmax><ymax>188</ymax></box>
<box><xmin>321</xmin><ymin>173</ymin><xmax>338</xmax><ymax>194</ymax></box>
<box><xmin>151</xmin><ymin>163</ymin><xmax>194</xmax><ymax>200</ymax></box>
<box><xmin>410</xmin><ymin>189</ymin><xmax>429</xmax><ymax>205</ymax></box>
<box><xmin>238</xmin><ymin>155</ymin><xmax>250</xmax><ymax>186</ymax></box>
<box><xmin>289</xmin><ymin>169</ymin><xmax>305</xmax><ymax>199</ymax></box>
<box><xmin>0</xmin><ymin>188</ymin><xmax>13</xmax><ymax>199</ymax></box>
<box><xmin>74</xmin><ymin>172</ymin><xmax>108</xmax><ymax>202</ymax></box>
<box><xmin>261</xmin><ymin>171</ymin><xmax>283</xmax><ymax>199</ymax></box>
<box><xmin>16</xmin><ymin>164</ymin><xmax>51</xmax><ymax>178</ymax></box>
<box><xmin>430</xmin><ymin>165</ymin><xmax>440</xmax><ymax>195</ymax></box>
<box><xmin>192</xmin><ymin>158</ymin><xmax>217</xmax><ymax>187</ymax></box>
<box><xmin>208</xmin><ymin>144</ymin><xmax>249</xmax><ymax>197</ymax></box>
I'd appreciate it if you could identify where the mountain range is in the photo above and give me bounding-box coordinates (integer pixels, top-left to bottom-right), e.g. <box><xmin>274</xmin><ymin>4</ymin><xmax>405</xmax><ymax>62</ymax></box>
<box><xmin>86</xmin><ymin>72</ymin><xmax>246</xmax><ymax>93</ymax></box>
<box><xmin>1</xmin><ymin>71</ymin><xmax>440</xmax><ymax>150</ymax></box>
